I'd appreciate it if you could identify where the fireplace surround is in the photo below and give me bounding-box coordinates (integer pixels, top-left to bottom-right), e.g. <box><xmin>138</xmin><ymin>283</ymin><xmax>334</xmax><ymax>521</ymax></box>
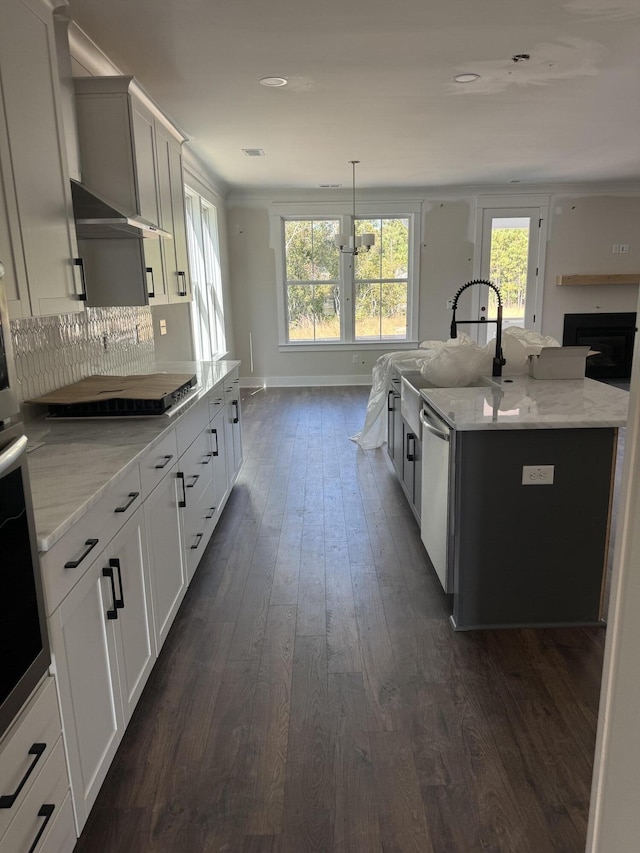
<box><xmin>563</xmin><ymin>312</ymin><xmax>636</xmax><ymax>379</ymax></box>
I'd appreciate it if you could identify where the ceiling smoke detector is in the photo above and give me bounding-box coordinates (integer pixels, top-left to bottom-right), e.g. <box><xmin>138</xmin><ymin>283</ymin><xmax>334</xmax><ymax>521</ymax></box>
<box><xmin>259</xmin><ymin>76</ymin><xmax>288</xmax><ymax>87</ymax></box>
<box><xmin>242</xmin><ymin>148</ymin><xmax>265</xmax><ymax>157</ymax></box>
<box><xmin>511</xmin><ymin>54</ymin><xmax>530</xmax><ymax>62</ymax></box>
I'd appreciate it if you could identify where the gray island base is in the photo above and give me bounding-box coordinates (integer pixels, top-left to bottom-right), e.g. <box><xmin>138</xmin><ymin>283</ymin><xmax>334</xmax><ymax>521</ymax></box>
<box><xmin>392</xmin><ymin>373</ymin><xmax>629</xmax><ymax>630</ymax></box>
<box><xmin>451</xmin><ymin>425</ymin><xmax>616</xmax><ymax>629</ymax></box>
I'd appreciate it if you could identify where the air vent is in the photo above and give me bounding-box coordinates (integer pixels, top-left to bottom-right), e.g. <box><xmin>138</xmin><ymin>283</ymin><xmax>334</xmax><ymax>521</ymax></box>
<box><xmin>319</xmin><ymin>184</ymin><xmax>342</xmax><ymax>188</ymax></box>
<box><xmin>242</xmin><ymin>148</ymin><xmax>265</xmax><ymax>157</ymax></box>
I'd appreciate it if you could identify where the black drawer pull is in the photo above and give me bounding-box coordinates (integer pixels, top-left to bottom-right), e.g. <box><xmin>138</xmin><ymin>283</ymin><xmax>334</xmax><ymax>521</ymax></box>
<box><xmin>0</xmin><ymin>743</ymin><xmax>46</xmax><ymax>808</ymax></box>
<box><xmin>387</xmin><ymin>389</ymin><xmax>394</xmax><ymax>412</ymax></box>
<box><xmin>177</xmin><ymin>472</ymin><xmax>186</xmax><ymax>507</ymax></box>
<box><xmin>110</xmin><ymin>557</ymin><xmax>125</xmax><ymax>609</ymax></box>
<box><xmin>210</xmin><ymin>428</ymin><xmax>219</xmax><ymax>456</ymax></box>
<box><xmin>64</xmin><ymin>538</ymin><xmax>99</xmax><ymax>569</ymax></box>
<box><xmin>28</xmin><ymin>804</ymin><xmax>55</xmax><ymax>853</ymax></box>
<box><xmin>114</xmin><ymin>492</ymin><xmax>139</xmax><ymax>513</ymax></box>
<box><xmin>201</xmin><ymin>452</ymin><xmax>213</xmax><ymax>465</ymax></box>
<box><xmin>190</xmin><ymin>533</ymin><xmax>204</xmax><ymax>550</ymax></box>
<box><xmin>406</xmin><ymin>432</ymin><xmax>416</xmax><ymax>462</ymax></box>
<box><xmin>154</xmin><ymin>454</ymin><xmax>173</xmax><ymax>469</ymax></box>
<box><xmin>232</xmin><ymin>400</ymin><xmax>239</xmax><ymax>424</ymax></box>
<box><xmin>186</xmin><ymin>474</ymin><xmax>200</xmax><ymax>488</ymax></box>
<box><xmin>102</xmin><ymin>566</ymin><xmax>119</xmax><ymax>619</ymax></box>
<box><xmin>205</xmin><ymin>507</ymin><xmax>215</xmax><ymax>519</ymax></box>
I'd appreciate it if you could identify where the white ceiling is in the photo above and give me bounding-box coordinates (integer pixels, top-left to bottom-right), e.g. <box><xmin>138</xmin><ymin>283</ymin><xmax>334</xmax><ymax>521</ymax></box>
<box><xmin>66</xmin><ymin>0</ymin><xmax>640</xmax><ymax>193</ymax></box>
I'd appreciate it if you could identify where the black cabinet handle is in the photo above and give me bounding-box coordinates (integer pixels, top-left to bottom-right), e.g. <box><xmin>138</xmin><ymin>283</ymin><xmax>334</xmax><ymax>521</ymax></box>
<box><xmin>190</xmin><ymin>533</ymin><xmax>204</xmax><ymax>550</ymax></box>
<box><xmin>154</xmin><ymin>454</ymin><xmax>174</xmax><ymax>470</ymax></box>
<box><xmin>177</xmin><ymin>270</ymin><xmax>187</xmax><ymax>297</ymax></box>
<box><xmin>387</xmin><ymin>389</ymin><xmax>394</xmax><ymax>412</ymax></box>
<box><xmin>406</xmin><ymin>432</ymin><xmax>416</xmax><ymax>462</ymax></box>
<box><xmin>110</xmin><ymin>558</ymin><xmax>125</xmax><ymax>609</ymax></box>
<box><xmin>201</xmin><ymin>453</ymin><xmax>213</xmax><ymax>465</ymax></box>
<box><xmin>205</xmin><ymin>507</ymin><xmax>215</xmax><ymax>519</ymax></box>
<box><xmin>186</xmin><ymin>474</ymin><xmax>200</xmax><ymax>488</ymax></box>
<box><xmin>114</xmin><ymin>492</ymin><xmax>139</xmax><ymax>513</ymax></box>
<box><xmin>64</xmin><ymin>538</ymin><xmax>99</xmax><ymax>569</ymax></box>
<box><xmin>146</xmin><ymin>266</ymin><xmax>155</xmax><ymax>299</ymax></box>
<box><xmin>74</xmin><ymin>257</ymin><xmax>87</xmax><ymax>301</ymax></box>
<box><xmin>0</xmin><ymin>744</ymin><xmax>46</xmax><ymax>808</ymax></box>
<box><xmin>210</xmin><ymin>428</ymin><xmax>219</xmax><ymax>456</ymax></box>
<box><xmin>232</xmin><ymin>400</ymin><xmax>239</xmax><ymax>424</ymax></box>
<box><xmin>102</xmin><ymin>566</ymin><xmax>118</xmax><ymax>619</ymax></box>
<box><xmin>27</xmin><ymin>804</ymin><xmax>55</xmax><ymax>853</ymax></box>
<box><xmin>177</xmin><ymin>471</ymin><xmax>186</xmax><ymax>507</ymax></box>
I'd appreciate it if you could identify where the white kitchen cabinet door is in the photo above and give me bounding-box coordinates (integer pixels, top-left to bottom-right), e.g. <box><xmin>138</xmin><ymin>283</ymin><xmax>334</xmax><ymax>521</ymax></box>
<box><xmin>48</xmin><ymin>550</ymin><xmax>124</xmax><ymax>831</ymax></box>
<box><xmin>156</xmin><ymin>125</ymin><xmax>191</xmax><ymax>304</ymax></box>
<box><xmin>107</xmin><ymin>511</ymin><xmax>155</xmax><ymax>725</ymax></box>
<box><xmin>0</xmin><ymin>0</ymin><xmax>82</xmax><ymax>317</ymax></box>
<box><xmin>144</xmin><ymin>464</ymin><xmax>186</xmax><ymax>653</ymax></box>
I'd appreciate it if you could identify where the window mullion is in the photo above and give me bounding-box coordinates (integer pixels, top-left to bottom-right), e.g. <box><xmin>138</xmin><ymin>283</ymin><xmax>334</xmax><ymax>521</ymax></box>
<box><xmin>340</xmin><ymin>214</ymin><xmax>354</xmax><ymax>343</ymax></box>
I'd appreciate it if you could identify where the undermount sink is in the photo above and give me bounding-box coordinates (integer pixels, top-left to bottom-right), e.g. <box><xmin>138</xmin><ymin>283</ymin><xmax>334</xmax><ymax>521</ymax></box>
<box><xmin>400</xmin><ymin>371</ymin><xmax>498</xmax><ymax>436</ymax></box>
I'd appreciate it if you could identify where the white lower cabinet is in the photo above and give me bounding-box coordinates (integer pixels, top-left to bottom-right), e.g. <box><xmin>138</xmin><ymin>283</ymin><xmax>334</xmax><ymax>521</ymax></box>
<box><xmin>144</xmin><ymin>463</ymin><xmax>185</xmax><ymax>653</ymax></box>
<box><xmin>0</xmin><ymin>678</ymin><xmax>73</xmax><ymax>853</ymax></box>
<box><xmin>40</xmin><ymin>368</ymin><xmax>243</xmax><ymax>840</ymax></box>
<box><xmin>48</xmin><ymin>509</ymin><xmax>154</xmax><ymax>831</ymax></box>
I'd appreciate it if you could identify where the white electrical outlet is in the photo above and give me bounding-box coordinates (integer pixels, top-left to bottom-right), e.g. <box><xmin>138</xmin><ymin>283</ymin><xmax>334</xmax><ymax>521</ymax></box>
<box><xmin>522</xmin><ymin>465</ymin><xmax>554</xmax><ymax>485</ymax></box>
<box><xmin>159</xmin><ymin>319</ymin><xmax>167</xmax><ymax>336</ymax></box>
<box><xmin>352</xmin><ymin>354</ymin><xmax>359</xmax><ymax>364</ymax></box>
<box><xmin>620</xmin><ymin>244</ymin><xmax>630</xmax><ymax>254</ymax></box>
<box><xmin>612</xmin><ymin>244</ymin><xmax>619</xmax><ymax>254</ymax></box>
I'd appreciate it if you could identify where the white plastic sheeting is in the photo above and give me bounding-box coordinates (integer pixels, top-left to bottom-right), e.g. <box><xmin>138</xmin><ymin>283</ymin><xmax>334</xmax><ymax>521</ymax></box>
<box><xmin>351</xmin><ymin>328</ymin><xmax>559</xmax><ymax>449</ymax></box>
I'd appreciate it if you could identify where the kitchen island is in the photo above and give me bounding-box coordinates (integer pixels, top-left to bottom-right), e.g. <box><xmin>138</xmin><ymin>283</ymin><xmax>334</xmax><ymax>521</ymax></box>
<box><xmin>413</xmin><ymin>375</ymin><xmax>628</xmax><ymax>629</ymax></box>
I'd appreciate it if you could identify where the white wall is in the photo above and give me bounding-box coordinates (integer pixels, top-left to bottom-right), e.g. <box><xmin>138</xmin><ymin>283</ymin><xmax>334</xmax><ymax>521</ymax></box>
<box><xmin>227</xmin><ymin>188</ymin><xmax>640</xmax><ymax>384</ymax></box>
<box><xmin>543</xmin><ymin>195</ymin><xmax>640</xmax><ymax>342</ymax></box>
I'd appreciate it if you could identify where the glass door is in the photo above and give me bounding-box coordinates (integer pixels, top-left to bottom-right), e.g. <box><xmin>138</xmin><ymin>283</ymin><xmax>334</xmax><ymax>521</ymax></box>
<box><xmin>476</xmin><ymin>208</ymin><xmax>543</xmax><ymax>344</ymax></box>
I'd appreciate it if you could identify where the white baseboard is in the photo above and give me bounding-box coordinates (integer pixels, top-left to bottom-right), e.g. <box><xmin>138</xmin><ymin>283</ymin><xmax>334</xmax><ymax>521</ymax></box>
<box><xmin>239</xmin><ymin>374</ymin><xmax>372</xmax><ymax>388</ymax></box>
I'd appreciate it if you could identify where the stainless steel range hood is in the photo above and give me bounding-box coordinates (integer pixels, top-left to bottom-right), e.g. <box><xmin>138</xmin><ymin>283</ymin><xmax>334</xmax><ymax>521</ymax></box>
<box><xmin>70</xmin><ymin>180</ymin><xmax>173</xmax><ymax>240</ymax></box>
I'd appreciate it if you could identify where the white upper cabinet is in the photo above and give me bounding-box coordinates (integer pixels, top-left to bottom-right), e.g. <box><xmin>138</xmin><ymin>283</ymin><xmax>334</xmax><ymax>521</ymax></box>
<box><xmin>0</xmin><ymin>0</ymin><xmax>84</xmax><ymax>318</ymax></box>
<box><xmin>74</xmin><ymin>75</ymin><xmax>191</xmax><ymax>307</ymax></box>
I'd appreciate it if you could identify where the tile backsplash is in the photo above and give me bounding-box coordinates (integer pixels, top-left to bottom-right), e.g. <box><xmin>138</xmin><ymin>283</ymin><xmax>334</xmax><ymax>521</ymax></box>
<box><xmin>10</xmin><ymin>306</ymin><xmax>155</xmax><ymax>403</ymax></box>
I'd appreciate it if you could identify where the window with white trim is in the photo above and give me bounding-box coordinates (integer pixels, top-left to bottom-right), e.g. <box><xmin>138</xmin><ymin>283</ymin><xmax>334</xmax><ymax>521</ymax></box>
<box><xmin>274</xmin><ymin>202</ymin><xmax>420</xmax><ymax>347</ymax></box>
<box><xmin>185</xmin><ymin>187</ymin><xmax>226</xmax><ymax>360</ymax></box>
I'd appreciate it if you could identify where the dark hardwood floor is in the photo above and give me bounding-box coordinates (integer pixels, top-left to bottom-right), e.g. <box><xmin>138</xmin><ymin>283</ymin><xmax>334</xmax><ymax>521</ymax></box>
<box><xmin>73</xmin><ymin>386</ymin><xmax>605</xmax><ymax>852</ymax></box>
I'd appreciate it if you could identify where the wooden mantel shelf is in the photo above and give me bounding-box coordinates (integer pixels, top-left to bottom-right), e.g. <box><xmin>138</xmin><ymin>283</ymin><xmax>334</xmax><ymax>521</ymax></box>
<box><xmin>557</xmin><ymin>274</ymin><xmax>640</xmax><ymax>286</ymax></box>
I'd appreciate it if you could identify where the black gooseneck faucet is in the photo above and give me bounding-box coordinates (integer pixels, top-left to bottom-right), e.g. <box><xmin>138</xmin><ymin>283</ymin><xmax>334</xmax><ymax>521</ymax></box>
<box><xmin>449</xmin><ymin>279</ymin><xmax>506</xmax><ymax>377</ymax></box>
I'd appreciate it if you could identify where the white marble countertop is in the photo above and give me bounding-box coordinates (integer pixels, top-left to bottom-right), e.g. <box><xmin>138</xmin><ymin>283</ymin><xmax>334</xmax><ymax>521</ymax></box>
<box><xmin>420</xmin><ymin>375</ymin><xmax>629</xmax><ymax>430</ymax></box>
<box><xmin>25</xmin><ymin>360</ymin><xmax>240</xmax><ymax>552</ymax></box>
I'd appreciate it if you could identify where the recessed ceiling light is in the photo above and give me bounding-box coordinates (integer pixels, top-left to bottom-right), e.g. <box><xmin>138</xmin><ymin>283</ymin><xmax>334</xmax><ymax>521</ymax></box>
<box><xmin>319</xmin><ymin>184</ymin><xmax>342</xmax><ymax>188</ymax></box>
<box><xmin>510</xmin><ymin>180</ymin><xmax>521</xmax><ymax>183</ymax></box>
<box><xmin>259</xmin><ymin>76</ymin><xmax>288</xmax><ymax>87</ymax></box>
<box><xmin>242</xmin><ymin>148</ymin><xmax>265</xmax><ymax>157</ymax></box>
<box><xmin>453</xmin><ymin>73</ymin><xmax>481</xmax><ymax>84</ymax></box>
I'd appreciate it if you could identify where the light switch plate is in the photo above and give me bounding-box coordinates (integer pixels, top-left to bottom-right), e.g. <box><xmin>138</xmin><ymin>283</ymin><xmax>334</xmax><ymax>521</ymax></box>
<box><xmin>522</xmin><ymin>465</ymin><xmax>554</xmax><ymax>485</ymax></box>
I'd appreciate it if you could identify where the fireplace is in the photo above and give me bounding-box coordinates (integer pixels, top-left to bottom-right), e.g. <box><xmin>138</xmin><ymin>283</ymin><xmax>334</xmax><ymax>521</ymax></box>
<box><xmin>563</xmin><ymin>312</ymin><xmax>636</xmax><ymax>379</ymax></box>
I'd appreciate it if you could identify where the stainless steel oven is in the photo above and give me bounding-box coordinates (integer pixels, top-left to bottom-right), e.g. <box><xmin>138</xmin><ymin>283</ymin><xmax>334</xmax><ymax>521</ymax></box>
<box><xmin>0</xmin><ymin>275</ymin><xmax>50</xmax><ymax>741</ymax></box>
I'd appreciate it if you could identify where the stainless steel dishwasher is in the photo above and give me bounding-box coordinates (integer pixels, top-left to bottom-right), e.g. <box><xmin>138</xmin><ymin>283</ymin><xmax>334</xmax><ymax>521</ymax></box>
<box><xmin>419</xmin><ymin>404</ymin><xmax>452</xmax><ymax>592</ymax></box>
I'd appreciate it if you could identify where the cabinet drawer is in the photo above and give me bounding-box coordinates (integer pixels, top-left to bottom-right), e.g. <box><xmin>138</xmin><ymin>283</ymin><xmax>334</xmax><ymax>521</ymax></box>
<box><xmin>175</xmin><ymin>398</ymin><xmax>208</xmax><ymax>456</ymax></box>
<box><xmin>139</xmin><ymin>429</ymin><xmax>178</xmax><ymax>499</ymax></box>
<box><xmin>37</xmin><ymin>791</ymin><xmax>75</xmax><ymax>853</ymax></box>
<box><xmin>179</xmin><ymin>427</ymin><xmax>212</xmax><ymax>510</ymax></box>
<box><xmin>223</xmin><ymin>369</ymin><xmax>238</xmax><ymax>404</ymax></box>
<box><xmin>40</xmin><ymin>466</ymin><xmax>142</xmax><ymax>616</ymax></box>
<box><xmin>208</xmin><ymin>382</ymin><xmax>225</xmax><ymax>420</ymax></box>
<box><xmin>184</xmin><ymin>487</ymin><xmax>217</xmax><ymax>583</ymax></box>
<box><xmin>0</xmin><ymin>737</ymin><xmax>69</xmax><ymax>853</ymax></box>
<box><xmin>0</xmin><ymin>679</ymin><xmax>61</xmax><ymax>840</ymax></box>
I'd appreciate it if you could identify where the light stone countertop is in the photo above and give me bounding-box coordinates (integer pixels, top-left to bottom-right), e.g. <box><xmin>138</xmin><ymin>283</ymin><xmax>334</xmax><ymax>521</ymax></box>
<box><xmin>420</xmin><ymin>375</ymin><xmax>629</xmax><ymax>431</ymax></box>
<box><xmin>25</xmin><ymin>360</ymin><xmax>240</xmax><ymax>552</ymax></box>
